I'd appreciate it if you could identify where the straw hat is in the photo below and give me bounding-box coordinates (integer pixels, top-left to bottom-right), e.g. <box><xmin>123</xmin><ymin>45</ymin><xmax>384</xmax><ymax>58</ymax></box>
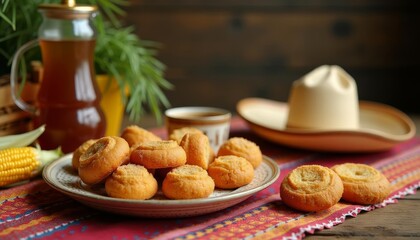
<box><xmin>237</xmin><ymin>65</ymin><xmax>416</xmax><ymax>152</ymax></box>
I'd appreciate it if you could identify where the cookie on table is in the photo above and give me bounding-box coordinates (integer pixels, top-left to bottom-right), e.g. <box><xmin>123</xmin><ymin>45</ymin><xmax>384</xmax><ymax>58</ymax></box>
<box><xmin>207</xmin><ymin>155</ymin><xmax>254</xmax><ymax>189</ymax></box>
<box><xmin>169</xmin><ymin>127</ymin><xmax>203</xmax><ymax>144</ymax></box>
<box><xmin>78</xmin><ymin>136</ymin><xmax>130</xmax><ymax>185</ymax></box>
<box><xmin>162</xmin><ymin>165</ymin><xmax>215</xmax><ymax>199</ymax></box>
<box><xmin>72</xmin><ymin>139</ymin><xmax>97</xmax><ymax>170</ymax></box>
<box><xmin>121</xmin><ymin>125</ymin><xmax>162</xmax><ymax>147</ymax></box>
<box><xmin>130</xmin><ymin>140</ymin><xmax>186</xmax><ymax>169</ymax></box>
<box><xmin>331</xmin><ymin>163</ymin><xmax>391</xmax><ymax>205</ymax></box>
<box><xmin>105</xmin><ymin>164</ymin><xmax>158</xmax><ymax>200</ymax></box>
<box><xmin>217</xmin><ymin>137</ymin><xmax>262</xmax><ymax>168</ymax></box>
<box><xmin>179</xmin><ymin>132</ymin><xmax>214</xmax><ymax>170</ymax></box>
<box><xmin>280</xmin><ymin>165</ymin><xmax>344</xmax><ymax>212</ymax></box>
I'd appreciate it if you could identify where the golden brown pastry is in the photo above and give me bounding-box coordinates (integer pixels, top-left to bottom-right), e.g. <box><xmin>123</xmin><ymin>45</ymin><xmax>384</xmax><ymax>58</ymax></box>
<box><xmin>169</xmin><ymin>127</ymin><xmax>204</xmax><ymax>144</ymax></box>
<box><xmin>179</xmin><ymin>132</ymin><xmax>214</xmax><ymax>170</ymax></box>
<box><xmin>280</xmin><ymin>165</ymin><xmax>344</xmax><ymax>212</ymax></box>
<box><xmin>332</xmin><ymin>163</ymin><xmax>391</xmax><ymax>205</ymax></box>
<box><xmin>217</xmin><ymin>137</ymin><xmax>262</xmax><ymax>168</ymax></box>
<box><xmin>162</xmin><ymin>165</ymin><xmax>215</xmax><ymax>199</ymax></box>
<box><xmin>120</xmin><ymin>125</ymin><xmax>162</xmax><ymax>147</ymax></box>
<box><xmin>105</xmin><ymin>164</ymin><xmax>158</xmax><ymax>200</ymax></box>
<box><xmin>130</xmin><ymin>140</ymin><xmax>186</xmax><ymax>169</ymax></box>
<box><xmin>207</xmin><ymin>155</ymin><xmax>254</xmax><ymax>189</ymax></box>
<box><xmin>78</xmin><ymin>136</ymin><xmax>130</xmax><ymax>185</ymax></box>
<box><xmin>72</xmin><ymin>139</ymin><xmax>96</xmax><ymax>170</ymax></box>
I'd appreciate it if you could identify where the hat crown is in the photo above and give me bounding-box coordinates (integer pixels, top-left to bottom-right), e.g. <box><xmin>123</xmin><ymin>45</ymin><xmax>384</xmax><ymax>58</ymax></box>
<box><xmin>286</xmin><ymin>65</ymin><xmax>359</xmax><ymax>130</ymax></box>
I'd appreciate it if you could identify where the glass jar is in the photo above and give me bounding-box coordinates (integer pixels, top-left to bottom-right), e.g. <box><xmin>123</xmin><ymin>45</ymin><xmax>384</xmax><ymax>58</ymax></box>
<box><xmin>10</xmin><ymin>1</ymin><xmax>106</xmax><ymax>153</ymax></box>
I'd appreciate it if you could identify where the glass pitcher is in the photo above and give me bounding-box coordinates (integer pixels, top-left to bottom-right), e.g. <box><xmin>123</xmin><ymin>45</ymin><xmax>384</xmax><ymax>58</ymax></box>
<box><xmin>10</xmin><ymin>0</ymin><xmax>106</xmax><ymax>153</ymax></box>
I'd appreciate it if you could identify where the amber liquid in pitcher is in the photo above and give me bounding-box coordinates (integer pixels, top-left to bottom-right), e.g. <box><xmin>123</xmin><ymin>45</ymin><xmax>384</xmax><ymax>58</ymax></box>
<box><xmin>34</xmin><ymin>39</ymin><xmax>106</xmax><ymax>153</ymax></box>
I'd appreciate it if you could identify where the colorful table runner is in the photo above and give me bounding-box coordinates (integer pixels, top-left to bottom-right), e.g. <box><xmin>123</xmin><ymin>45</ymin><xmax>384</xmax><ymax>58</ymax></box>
<box><xmin>1</xmin><ymin>118</ymin><xmax>419</xmax><ymax>240</ymax></box>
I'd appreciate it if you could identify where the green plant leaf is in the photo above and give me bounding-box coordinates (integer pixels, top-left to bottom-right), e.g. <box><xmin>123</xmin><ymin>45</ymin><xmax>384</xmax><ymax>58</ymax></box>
<box><xmin>1</xmin><ymin>0</ymin><xmax>172</xmax><ymax>123</ymax></box>
<box><xmin>0</xmin><ymin>14</ymin><xmax>13</xmax><ymax>29</ymax></box>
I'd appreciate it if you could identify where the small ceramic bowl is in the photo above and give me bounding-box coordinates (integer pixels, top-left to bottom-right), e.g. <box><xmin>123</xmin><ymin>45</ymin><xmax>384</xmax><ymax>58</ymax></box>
<box><xmin>165</xmin><ymin>107</ymin><xmax>231</xmax><ymax>151</ymax></box>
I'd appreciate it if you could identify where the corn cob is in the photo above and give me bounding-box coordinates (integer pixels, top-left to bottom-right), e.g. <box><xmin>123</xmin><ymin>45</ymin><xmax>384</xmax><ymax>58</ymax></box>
<box><xmin>0</xmin><ymin>146</ymin><xmax>62</xmax><ymax>187</ymax></box>
<box><xmin>0</xmin><ymin>125</ymin><xmax>46</xmax><ymax>150</ymax></box>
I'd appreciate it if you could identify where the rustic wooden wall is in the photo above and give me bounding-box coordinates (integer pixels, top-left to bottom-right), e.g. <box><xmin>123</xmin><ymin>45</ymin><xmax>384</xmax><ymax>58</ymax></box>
<box><xmin>124</xmin><ymin>0</ymin><xmax>420</xmax><ymax>115</ymax></box>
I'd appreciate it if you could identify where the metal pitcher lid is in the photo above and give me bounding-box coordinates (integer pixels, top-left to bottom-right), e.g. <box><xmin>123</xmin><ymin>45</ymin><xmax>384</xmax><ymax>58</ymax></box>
<box><xmin>38</xmin><ymin>0</ymin><xmax>97</xmax><ymax>19</ymax></box>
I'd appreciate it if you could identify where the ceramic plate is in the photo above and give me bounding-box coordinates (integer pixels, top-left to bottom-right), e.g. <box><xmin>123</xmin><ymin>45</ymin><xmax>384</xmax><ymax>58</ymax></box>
<box><xmin>42</xmin><ymin>154</ymin><xmax>280</xmax><ymax>218</ymax></box>
<box><xmin>237</xmin><ymin>98</ymin><xmax>416</xmax><ymax>152</ymax></box>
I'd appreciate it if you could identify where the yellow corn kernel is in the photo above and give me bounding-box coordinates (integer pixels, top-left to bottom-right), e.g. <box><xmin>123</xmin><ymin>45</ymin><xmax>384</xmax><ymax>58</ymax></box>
<box><xmin>0</xmin><ymin>147</ymin><xmax>40</xmax><ymax>187</ymax></box>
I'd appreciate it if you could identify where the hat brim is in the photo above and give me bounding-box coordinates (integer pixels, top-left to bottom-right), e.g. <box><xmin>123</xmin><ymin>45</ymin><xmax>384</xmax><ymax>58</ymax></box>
<box><xmin>237</xmin><ymin>98</ymin><xmax>416</xmax><ymax>152</ymax></box>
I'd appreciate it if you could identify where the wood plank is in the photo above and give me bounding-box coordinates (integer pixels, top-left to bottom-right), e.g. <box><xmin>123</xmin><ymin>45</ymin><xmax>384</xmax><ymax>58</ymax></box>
<box><xmin>123</xmin><ymin>1</ymin><xmax>420</xmax><ymax>115</ymax></box>
<box><xmin>130</xmin><ymin>0</ymin><xmax>418</xmax><ymax>10</ymax></box>
<box><xmin>125</xmin><ymin>11</ymin><xmax>419</xmax><ymax>68</ymax></box>
<box><xmin>306</xmin><ymin>191</ymin><xmax>420</xmax><ymax>238</ymax></box>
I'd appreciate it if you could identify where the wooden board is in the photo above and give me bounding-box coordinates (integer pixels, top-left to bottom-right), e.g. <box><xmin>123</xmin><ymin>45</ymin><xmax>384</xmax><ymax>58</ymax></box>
<box><xmin>124</xmin><ymin>1</ymin><xmax>420</xmax><ymax>114</ymax></box>
<box><xmin>306</xmin><ymin>191</ymin><xmax>420</xmax><ymax>239</ymax></box>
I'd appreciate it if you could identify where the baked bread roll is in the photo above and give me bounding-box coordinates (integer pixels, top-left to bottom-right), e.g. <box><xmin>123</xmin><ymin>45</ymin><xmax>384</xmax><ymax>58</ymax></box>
<box><xmin>332</xmin><ymin>163</ymin><xmax>391</xmax><ymax>204</ymax></box>
<box><xmin>130</xmin><ymin>140</ymin><xmax>186</xmax><ymax>169</ymax></box>
<box><xmin>280</xmin><ymin>165</ymin><xmax>343</xmax><ymax>212</ymax></box>
<box><xmin>121</xmin><ymin>125</ymin><xmax>162</xmax><ymax>147</ymax></box>
<box><xmin>217</xmin><ymin>137</ymin><xmax>262</xmax><ymax>168</ymax></box>
<box><xmin>169</xmin><ymin>127</ymin><xmax>203</xmax><ymax>144</ymax></box>
<box><xmin>162</xmin><ymin>165</ymin><xmax>215</xmax><ymax>199</ymax></box>
<box><xmin>207</xmin><ymin>155</ymin><xmax>254</xmax><ymax>189</ymax></box>
<box><xmin>179</xmin><ymin>132</ymin><xmax>214</xmax><ymax>170</ymax></box>
<box><xmin>105</xmin><ymin>164</ymin><xmax>158</xmax><ymax>200</ymax></box>
<box><xmin>72</xmin><ymin>139</ymin><xmax>96</xmax><ymax>170</ymax></box>
<box><xmin>78</xmin><ymin>136</ymin><xmax>130</xmax><ymax>185</ymax></box>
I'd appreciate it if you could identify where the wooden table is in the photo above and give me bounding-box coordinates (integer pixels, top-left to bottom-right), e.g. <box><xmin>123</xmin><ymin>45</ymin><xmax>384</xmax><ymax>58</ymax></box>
<box><xmin>306</xmin><ymin>192</ymin><xmax>420</xmax><ymax>239</ymax></box>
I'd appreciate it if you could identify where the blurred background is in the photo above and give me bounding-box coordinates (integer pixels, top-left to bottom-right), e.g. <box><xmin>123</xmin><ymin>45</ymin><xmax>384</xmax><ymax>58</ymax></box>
<box><xmin>123</xmin><ymin>0</ymin><xmax>420</xmax><ymax>127</ymax></box>
<box><xmin>1</xmin><ymin>0</ymin><xmax>419</xmax><ymax>134</ymax></box>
